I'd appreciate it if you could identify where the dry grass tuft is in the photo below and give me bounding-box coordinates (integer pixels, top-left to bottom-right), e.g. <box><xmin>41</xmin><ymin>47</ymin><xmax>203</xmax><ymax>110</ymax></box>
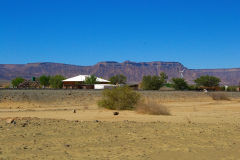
<box><xmin>209</xmin><ymin>92</ymin><xmax>230</xmax><ymax>101</ymax></box>
<box><xmin>136</xmin><ymin>98</ymin><xmax>171</xmax><ymax>115</ymax></box>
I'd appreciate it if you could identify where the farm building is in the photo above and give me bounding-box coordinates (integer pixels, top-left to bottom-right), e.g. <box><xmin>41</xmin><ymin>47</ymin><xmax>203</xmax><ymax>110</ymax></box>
<box><xmin>62</xmin><ymin>75</ymin><xmax>115</xmax><ymax>89</ymax></box>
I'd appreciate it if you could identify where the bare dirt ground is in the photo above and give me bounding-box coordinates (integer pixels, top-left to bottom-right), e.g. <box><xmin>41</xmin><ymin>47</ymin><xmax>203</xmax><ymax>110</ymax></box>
<box><xmin>0</xmin><ymin>90</ymin><xmax>240</xmax><ymax>160</ymax></box>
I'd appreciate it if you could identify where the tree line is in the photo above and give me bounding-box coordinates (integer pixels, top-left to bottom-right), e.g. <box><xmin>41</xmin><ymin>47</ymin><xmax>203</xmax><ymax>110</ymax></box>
<box><xmin>110</xmin><ymin>73</ymin><xmax>228</xmax><ymax>91</ymax></box>
<box><xmin>140</xmin><ymin>73</ymin><xmax>222</xmax><ymax>90</ymax></box>
<box><xmin>10</xmin><ymin>73</ymin><xmax>237</xmax><ymax>91</ymax></box>
<box><xmin>11</xmin><ymin>75</ymin><xmax>65</xmax><ymax>89</ymax></box>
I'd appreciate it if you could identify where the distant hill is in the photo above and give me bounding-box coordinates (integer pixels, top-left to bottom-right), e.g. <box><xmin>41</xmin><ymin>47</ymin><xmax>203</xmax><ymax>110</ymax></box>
<box><xmin>0</xmin><ymin>61</ymin><xmax>240</xmax><ymax>85</ymax></box>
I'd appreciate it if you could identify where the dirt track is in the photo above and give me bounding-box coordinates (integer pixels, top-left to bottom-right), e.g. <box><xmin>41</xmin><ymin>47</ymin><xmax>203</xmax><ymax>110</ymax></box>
<box><xmin>0</xmin><ymin>90</ymin><xmax>240</xmax><ymax>159</ymax></box>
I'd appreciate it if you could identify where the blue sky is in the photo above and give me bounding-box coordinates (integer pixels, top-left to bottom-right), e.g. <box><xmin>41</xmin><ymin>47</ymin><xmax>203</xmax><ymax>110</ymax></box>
<box><xmin>0</xmin><ymin>0</ymin><xmax>239</xmax><ymax>69</ymax></box>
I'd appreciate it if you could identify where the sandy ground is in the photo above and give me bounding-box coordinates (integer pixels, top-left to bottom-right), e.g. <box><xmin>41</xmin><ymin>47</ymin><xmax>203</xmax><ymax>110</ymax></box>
<box><xmin>0</xmin><ymin>90</ymin><xmax>240</xmax><ymax>159</ymax></box>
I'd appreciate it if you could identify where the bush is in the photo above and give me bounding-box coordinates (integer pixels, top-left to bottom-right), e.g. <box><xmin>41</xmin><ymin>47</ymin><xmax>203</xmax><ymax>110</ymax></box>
<box><xmin>11</xmin><ymin>77</ymin><xmax>25</xmax><ymax>88</ymax></box>
<box><xmin>109</xmin><ymin>74</ymin><xmax>127</xmax><ymax>84</ymax></box>
<box><xmin>188</xmin><ymin>85</ymin><xmax>197</xmax><ymax>90</ymax></box>
<box><xmin>227</xmin><ymin>86</ymin><xmax>238</xmax><ymax>92</ymax></box>
<box><xmin>219</xmin><ymin>86</ymin><xmax>226</xmax><ymax>91</ymax></box>
<box><xmin>209</xmin><ymin>93</ymin><xmax>230</xmax><ymax>101</ymax></box>
<box><xmin>136</xmin><ymin>99</ymin><xmax>171</xmax><ymax>115</ymax></box>
<box><xmin>160</xmin><ymin>72</ymin><xmax>168</xmax><ymax>84</ymax></box>
<box><xmin>165</xmin><ymin>83</ymin><xmax>173</xmax><ymax>88</ymax></box>
<box><xmin>85</xmin><ymin>75</ymin><xmax>97</xmax><ymax>84</ymax></box>
<box><xmin>49</xmin><ymin>75</ymin><xmax>65</xmax><ymax>89</ymax></box>
<box><xmin>195</xmin><ymin>75</ymin><xmax>221</xmax><ymax>87</ymax></box>
<box><xmin>171</xmin><ymin>78</ymin><xmax>188</xmax><ymax>90</ymax></box>
<box><xmin>141</xmin><ymin>75</ymin><xmax>164</xmax><ymax>90</ymax></box>
<box><xmin>39</xmin><ymin>75</ymin><xmax>51</xmax><ymax>88</ymax></box>
<box><xmin>98</xmin><ymin>86</ymin><xmax>140</xmax><ymax>110</ymax></box>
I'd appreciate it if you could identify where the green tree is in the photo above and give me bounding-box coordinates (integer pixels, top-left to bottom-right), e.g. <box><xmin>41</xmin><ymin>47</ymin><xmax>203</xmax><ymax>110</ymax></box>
<box><xmin>39</xmin><ymin>75</ymin><xmax>51</xmax><ymax>88</ymax></box>
<box><xmin>141</xmin><ymin>75</ymin><xmax>164</xmax><ymax>90</ymax></box>
<box><xmin>109</xmin><ymin>74</ymin><xmax>127</xmax><ymax>84</ymax></box>
<box><xmin>84</xmin><ymin>75</ymin><xmax>97</xmax><ymax>84</ymax></box>
<box><xmin>49</xmin><ymin>75</ymin><xmax>65</xmax><ymax>89</ymax></box>
<box><xmin>171</xmin><ymin>78</ymin><xmax>188</xmax><ymax>90</ymax></box>
<box><xmin>160</xmin><ymin>72</ymin><xmax>168</xmax><ymax>84</ymax></box>
<box><xmin>194</xmin><ymin>75</ymin><xmax>221</xmax><ymax>87</ymax></box>
<box><xmin>11</xmin><ymin>77</ymin><xmax>25</xmax><ymax>88</ymax></box>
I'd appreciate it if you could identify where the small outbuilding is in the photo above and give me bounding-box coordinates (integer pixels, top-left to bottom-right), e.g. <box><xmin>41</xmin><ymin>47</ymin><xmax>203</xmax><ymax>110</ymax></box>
<box><xmin>62</xmin><ymin>75</ymin><xmax>114</xmax><ymax>89</ymax></box>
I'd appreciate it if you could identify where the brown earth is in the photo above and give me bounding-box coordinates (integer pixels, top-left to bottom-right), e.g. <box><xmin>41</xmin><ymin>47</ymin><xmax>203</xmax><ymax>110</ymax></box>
<box><xmin>0</xmin><ymin>90</ymin><xmax>240</xmax><ymax>159</ymax></box>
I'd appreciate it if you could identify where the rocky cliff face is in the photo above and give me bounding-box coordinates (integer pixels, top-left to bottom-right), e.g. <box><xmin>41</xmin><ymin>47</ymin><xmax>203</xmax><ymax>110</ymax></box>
<box><xmin>0</xmin><ymin>61</ymin><xmax>240</xmax><ymax>85</ymax></box>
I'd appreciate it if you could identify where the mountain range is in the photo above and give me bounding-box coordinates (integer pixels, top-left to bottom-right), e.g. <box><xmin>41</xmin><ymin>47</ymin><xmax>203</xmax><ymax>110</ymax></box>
<box><xmin>0</xmin><ymin>61</ymin><xmax>240</xmax><ymax>85</ymax></box>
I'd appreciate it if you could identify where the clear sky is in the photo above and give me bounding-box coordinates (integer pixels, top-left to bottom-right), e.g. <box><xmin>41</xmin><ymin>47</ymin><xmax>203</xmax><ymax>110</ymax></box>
<box><xmin>0</xmin><ymin>0</ymin><xmax>239</xmax><ymax>69</ymax></box>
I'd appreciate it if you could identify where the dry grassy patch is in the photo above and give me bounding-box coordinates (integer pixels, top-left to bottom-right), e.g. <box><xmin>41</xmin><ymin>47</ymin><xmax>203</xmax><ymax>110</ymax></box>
<box><xmin>136</xmin><ymin>98</ymin><xmax>171</xmax><ymax>115</ymax></box>
<box><xmin>209</xmin><ymin>92</ymin><xmax>230</xmax><ymax>101</ymax></box>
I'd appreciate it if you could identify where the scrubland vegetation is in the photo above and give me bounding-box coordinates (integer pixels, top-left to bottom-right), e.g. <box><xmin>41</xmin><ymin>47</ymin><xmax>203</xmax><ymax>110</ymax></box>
<box><xmin>98</xmin><ymin>86</ymin><xmax>171</xmax><ymax>115</ymax></box>
<box><xmin>6</xmin><ymin>72</ymin><xmax>240</xmax><ymax>92</ymax></box>
<box><xmin>98</xmin><ymin>86</ymin><xmax>140</xmax><ymax>110</ymax></box>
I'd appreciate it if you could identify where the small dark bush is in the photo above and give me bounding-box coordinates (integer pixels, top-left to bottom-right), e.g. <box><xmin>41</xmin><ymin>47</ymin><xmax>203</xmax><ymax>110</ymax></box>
<box><xmin>49</xmin><ymin>75</ymin><xmax>65</xmax><ymax>89</ymax></box>
<box><xmin>209</xmin><ymin>93</ymin><xmax>230</xmax><ymax>101</ymax></box>
<box><xmin>227</xmin><ymin>86</ymin><xmax>238</xmax><ymax>92</ymax></box>
<box><xmin>141</xmin><ymin>75</ymin><xmax>164</xmax><ymax>90</ymax></box>
<box><xmin>171</xmin><ymin>78</ymin><xmax>188</xmax><ymax>90</ymax></box>
<box><xmin>39</xmin><ymin>75</ymin><xmax>51</xmax><ymax>88</ymax></box>
<box><xmin>109</xmin><ymin>74</ymin><xmax>127</xmax><ymax>84</ymax></box>
<box><xmin>98</xmin><ymin>86</ymin><xmax>140</xmax><ymax>110</ymax></box>
<box><xmin>219</xmin><ymin>86</ymin><xmax>238</xmax><ymax>91</ymax></box>
<box><xmin>165</xmin><ymin>83</ymin><xmax>174</xmax><ymax>88</ymax></box>
<box><xmin>188</xmin><ymin>85</ymin><xmax>197</xmax><ymax>90</ymax></box>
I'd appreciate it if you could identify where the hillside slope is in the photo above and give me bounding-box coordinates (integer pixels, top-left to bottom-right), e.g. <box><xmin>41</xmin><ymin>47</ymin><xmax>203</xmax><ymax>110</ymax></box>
<box><xmin>0</xmin><ymin>61</ymin><xmax>240</xmax><ymax>85</ymax></box>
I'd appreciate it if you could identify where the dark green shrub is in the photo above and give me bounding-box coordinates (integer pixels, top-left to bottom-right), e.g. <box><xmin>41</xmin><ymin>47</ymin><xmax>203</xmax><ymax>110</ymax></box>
<box><xmin>98</xmin><ymin>86</ymin><xmax>140</xmax><ymax>110</ymax></box>
<box><xmin>160</xmin><ymin>72</ymin><xmax>168</xmax><ymax>84</ymax></box>
<box><xmin>227</xmin><ymin>86</ymin><xmax>238</xmax><ymax>92</ymax></box>
<box><xmin>109</xmin><ymin>74</ymin><xmax>127</xmax><ymax>84</ymax></box>
<box><xmin>84</xmin><ymin>75</ymin><xmax>97</xmax><ymax>84</ymax></box>
<box><xmin>195</xmin><ymin>75</ymin><xmax>221</xmax><ymax>87</ymax></box>
<box><xmin>165</xmin><ymin>83</ymin><xmax>174</xmax><ymax>88</ymax></box>
<box><xmin>219</xmin><ymin>86</ymin><xmax>225</xmax><ymax>91</ymax></box>
<box><xmin>49</xmin><ymin>75</ymin><xmax>65</xmax><ymax>89</ymax></box>
<box><xmin>11</xmin><ymin>77</ymin><xmax>25</xmax><ymax>88</ymax></box>
<box><xmin>39</xmin><ymin>75</ymin><xmax>51</xmax><ymax>88</ymax></box>
<box><xmin>188</xmin><ymin>85</ymin><xmax>197</xmax><ymax>90</ymax></box>
<box><xmin>171</xmin><ymin>78</ymin><xmax>188</xmax><ymax>90</ymax></box>
<box><xmin>141</xmin><ymin>75</ymin><xmax>164</xmax><ymax>90</ymax></box>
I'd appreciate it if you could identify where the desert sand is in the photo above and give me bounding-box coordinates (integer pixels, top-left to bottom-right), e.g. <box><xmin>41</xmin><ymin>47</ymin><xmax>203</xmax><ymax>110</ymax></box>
<box><xmin>0</xmin><ymin>90</ymin><xmax>240</xmax><ymax>159</ymax></box>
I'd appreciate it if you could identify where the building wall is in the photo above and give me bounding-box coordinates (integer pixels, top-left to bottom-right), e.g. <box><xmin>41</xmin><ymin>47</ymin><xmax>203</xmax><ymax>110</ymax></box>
<box><xmin>63</xmin><ymin>81</ymin><xmax>110</xmax><ymax>89</ymax></box>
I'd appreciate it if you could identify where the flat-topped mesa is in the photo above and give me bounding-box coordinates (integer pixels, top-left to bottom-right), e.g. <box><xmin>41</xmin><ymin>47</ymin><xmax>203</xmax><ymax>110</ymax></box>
<box><xmin>97</xmin><ymin>61</ymin><xmax>186</xmax><ymax>68</ymax></box>
<box><xmin>97</xmin><ymin>61</ymin><xmax>118</xmax><ymax>64</ymax></box>
<box><xmin>27</xmin><ymin>62</ymin><xmax>53</xmax><ymax>65</ymax></box>
<box><xmin>0</xmin><ymin>61</ymin><xmax>240</xmax><ymax>85</ymax></box>
<box><xmin>96</xmin><ymin>61</ymin><xmax>119</xmax><ymax>67</ymax></box>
